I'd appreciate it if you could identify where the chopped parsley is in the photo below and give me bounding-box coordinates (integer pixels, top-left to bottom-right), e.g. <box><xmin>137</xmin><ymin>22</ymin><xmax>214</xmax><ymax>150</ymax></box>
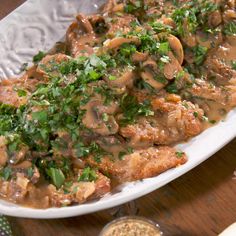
<box><xmin>0</xmin><ymin>167</ymin><xmax>12</xmax><ymax>181</ymax></box>
<box><xmin>47</xmin><ymin>168</ymin><xmax>65</xmax><ymax>189</ymax></box>
<box><xmin>149</xmin><ymin>22</ymin><xmax>172</xmax><ymax>34</ymax></box>
<box><xmin>119</xmin><ymin>94</ymin><xmax>154</xmax><ymax>126</ymax></box>
<box><xmin>171</xmin><ymin>0</ymin><xmax>219</xmax><ymax>36</ymax></box>
<box><xmin>223</xmin><ymin>22</ymin><xmax>236</xmax><ymax>36</ymax></box>
<box><xmin>193</xmin><ymin>111</ymin><xmax>198</xmax><ymax>117</ymax></box>
<box><xmin>33</xmin><ymin>51</ymin><xmax>46</xmax><ymax>63</ymax></box>
<box><xmin>124</xmin><ymin>0</ymin><xmax>143</xmax><ymax>14</ymax></box>
<box><xmin>192</xmin><ymin>45</ymin><xmax>208</xmax><ymax>65</ymax></box>
<box><xmin>231</xmin><ymin>61</ymin><xmax>236</xmax><ymax>70</ymax></box>
<box><xmin>166</xmin><ymin>82</ymin><xmax>178</xmax><ymax>94</ymax></box>
<box><xmin>175</xmin><ymin>151</ymin><xmax>184</xmax><ymax>158</ymax></box>
<box><xmin>78</xmin><ymin>167</ymin><xmax>97</xmax><ymax>182</ymax></box>
<box><xmin>17</xmin><ymin>89</ymin><xmax>27</xmax><ymax>97</ymax></box>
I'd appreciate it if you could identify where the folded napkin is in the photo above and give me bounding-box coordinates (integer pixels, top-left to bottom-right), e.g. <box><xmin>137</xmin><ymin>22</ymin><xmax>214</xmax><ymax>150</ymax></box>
<box><xmin>0</xmin><ymin>216</ymin><xmax>12</xmax><ymax>236</ymax></box>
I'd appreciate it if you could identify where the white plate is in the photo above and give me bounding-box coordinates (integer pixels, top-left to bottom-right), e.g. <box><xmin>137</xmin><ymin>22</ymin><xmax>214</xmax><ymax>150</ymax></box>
<box><xmin>0</xmin><ymin>0</ymin><xmax>235</xmax><ymax>219</ymax></box>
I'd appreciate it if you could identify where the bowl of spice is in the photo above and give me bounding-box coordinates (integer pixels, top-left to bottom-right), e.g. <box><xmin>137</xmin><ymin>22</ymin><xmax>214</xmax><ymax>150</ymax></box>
<box><xmin>99</xmin><ymin>216</ymin><xmax>163</xmax><ymax>236</ymax></box>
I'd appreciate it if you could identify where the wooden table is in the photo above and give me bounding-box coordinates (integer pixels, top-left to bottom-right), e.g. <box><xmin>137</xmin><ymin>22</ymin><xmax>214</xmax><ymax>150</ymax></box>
<box><xmin>1</xmin><ymin>1</ymin><xmax>236</xmax><ymax>235</ymax></box>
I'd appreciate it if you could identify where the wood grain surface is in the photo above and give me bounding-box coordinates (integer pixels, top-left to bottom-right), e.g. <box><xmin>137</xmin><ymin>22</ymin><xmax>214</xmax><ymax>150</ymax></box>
<box><xmin>1</xmin><ymin>1</ymin><xmax>236</xmax><ymax>235</ymax></box>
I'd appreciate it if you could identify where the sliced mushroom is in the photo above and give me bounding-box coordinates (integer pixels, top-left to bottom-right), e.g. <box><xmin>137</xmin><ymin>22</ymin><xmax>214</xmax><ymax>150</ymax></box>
<box><xmin>103</xmin><ymin>36</ymin><xmax>140</xmax><ymax>50</ymax></box>
<box><xmin>208</xmin><ymin>10</ymin><xmax>222</xmax><ymax>27</ymax></box>
<box><xmin>0</xmin><ymin>136</ymin><xmax>8</xmax><ymax>167</ymax></box>
<box><xmin>106</xmin><ymin>14</ymin><xmax>136</xmax><ymax>38</ymax></box>
<box><xmin>76</xmin><ymin>14</ymin><xmax>94</xmax><ymax>34</ymax></box>
<box><xmin>101</xmin><ymin>0</ymin><xmax>117</xmax><ymax>14</ymax></box>
<box><xmin>180</xmin><ymin>20</ymin><xmax>197</xmax><ymax>47</ymax></box>
<box><xmin>81</xmin><ymin>96</ymin><xmax>119</xmax><ymax>135</ymax></box>
<box><xmin>88</xmin><ymin>15</ymin><xmax>108</xmax><ymax>35</ymax></box>
<box><xmin>141</xmin><ymin>69</ymin><xmax>167</xmax><ymax>90</ymax></box>
<box><xmin>168</xmin><ymin>34</ymin><xmax>184</xmax><ymax>65</ymax></box>
<box><xmin>196</xmin><ymin>30</ymin><xmax>223</xmax><ymax>49</ymax></box>
<box><xmin>105</xmin><ymin>68</ymin><xmax>135</xmax><ymax>89</ymax></box>
<box><xmin>66</xmin><ymin>14</ymin><xmax>97</xmax><ymax>57</ymax></box>
<box><xmin>160</xmin><ymin>17</ymin><xmax>176</xmax><ymax>28</ymax></box>
<box><xmin>223</xmin><ymin>9</ymin><xmax>236</xmax><ymax>22</ymax></box>
<box><xmin>143</xmin><ymin>58</ymin><xmax>158</xmax><ymax>71</ymax></box>
<box><xmin>163</xmin><ymin>52</ymin><xmax>182</xmax><ymax>80</ymax></box>
<box><xmin>132</xmin><ymin>51</ymin><xmax>149</xmax><ymax>62</ymax></box>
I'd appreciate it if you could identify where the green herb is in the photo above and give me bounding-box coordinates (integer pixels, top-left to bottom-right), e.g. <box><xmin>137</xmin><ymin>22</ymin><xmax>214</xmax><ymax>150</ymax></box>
<box><xmin>0</xmin><ymin>167</ymin><xmax>12</xmax><ymax>181</ymax></box>
<box><xmin>32</xmin><ymin>110</ymin><xmax>48</xmax><ymax>123</ymax></box>
<box><xmin>175</xmin><ymin>151</ymin><xmax>184</xmax><ymax>158</ymax></box>
<box><xmin>223</xmin><ymin>22</ymin><xmax>236</xmax><ymax>35</ymax></box>
<box><xmin>115</xmin><ymin>43</ymin><xmax>137</xmax><ymax>66</ymax></box>
<box><xmin>119</xmin><ymin>94</ymin><xmax>154</xmax><ymax>125</ymax></box>
<box><xmin>118</xmin><ymin>151</ymin><xmax>127</xmax><ymax>160</ymax></box>
<box><xmin>74</xmin><ymin>142</ymin><xmax>90</xmax><ymax>158</ymax></box>
<box><xmin>47</xmin><ymin>168</ymin><xmax>65</xmax><ymax>188</ymax></box>
<box><xmin>108</xmin><ymin>75</ymin><xmax>117</xmax><ymax>81</ymax></box>
<box><xmin>102</xmin><ymin>113</ymin><xmax>109</xmax><ymax>122</ymax></box>
<box><xmin>124</xmin><ymin>0</ymin><xmax>143</xmax><ymax>13</ymax></box>
<box><xmin>158</xmin><ymin>42</ymin><xmax>170</xmax><ymax>55</ymax></box>
<box><xmin>17</xmin><ymin>89</ymin><xmax>27</xmax><ymax>97</ymax></box>
<box><xmin>33</xmin><ymin>51</ymin><xmax>46</xmax><ymax>63</ymax></box>
<box><xmin>7</xmin><ymin>135</ymin><xmax>23</xmax><ymax>153</ymax></box>
<box><xmin>139</xmin><ymin>34</ymin><xmax>159</xmax><ymax>54</ymax></box>
<box><xmin>172</xmin><ymin>7</ymin><xmax>198</xmax><ymax>35</ymax></box>
<box><xmin>209</xmin><ymin>119</ymin><xmax>216</xmax><ymax>124</ymax></box>
<box><xmin>154</xmin><ymin>76</ymin><xmax>168</xmax><ymax>84</ymax></box>
<box><xmin>78</xmin><ymin>167</ymin><xmax>97</xmax><ymax>182</ymax></box>
<box><xmin>192</xmin><ymin>45</ymin><xmax>208</xmax><ymax>65</ymax></box>
<box><xmin>149</xmin><ymin>22</ymin><xmax>172</xmax><ymax>34</ymax></box>
<box><xmin>193</xmin><ymin>111</ymin><xmax>198</xmax><ymax>117</ymax></box>
<box><xmin>166</xmin><ymin>83</ymin><xmax>178</xmax><ymax>94</ymax></box>
<box><xmin>231</xmin><ymin>61</ymin><xmax>236</xmax><ymax>70</ymax></box>
<box><xmin>27</xmin><ymin>167</ymin><xmax>34</xmax><ymax>178</ymax></box>
<box><xmin>130</xmin><ymin>20</ymin><xmax>140</xmax><ymax>28</ymax></box>
<box><xmin>171</xmin><ymin>0</ymin><xmax>218</xmax><ymax>36</ymax></box>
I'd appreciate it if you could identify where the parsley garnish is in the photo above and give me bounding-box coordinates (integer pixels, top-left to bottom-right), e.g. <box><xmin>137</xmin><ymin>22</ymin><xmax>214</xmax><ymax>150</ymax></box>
<box><xmin>231</xmin><ymin>61</ymin><xmax>236</xmax><ymax>70</ymax></box>
<box><xmin>192</xmin><ymin>45</ymin><xmax>208</xmax><ymax>65</ymax></box>
<box><xmin>119</xmin><ymin>94</ymin><xmax>154</xmax><ymax>126</ymax></box>
<box><xmin>33</xmin><ymin>51</ymin><xmax>46</xmax><ymax>63</ymax></box>
<box><xmin>78</xmin><ymin>167</ymin><xmax>97</xmax><ymax>182</ymax></box>
<box><xmin>223</xmin><ymin>22</ymin><xmax>236</xmax><ymax>35</ymax></box>
<box><xmin>0</xmin><ymin>167</ymin><xmax>12</xmax><ymax>181</ymax></box>
<box><xmin>175</xmin><ymin>151</ymin><xmax>184</xmax><ymax>158</ymax></box>
<box><xmin>47</xmin><ymin>168</ymin><xmax>65</xmax><ymax>189</ymax></box>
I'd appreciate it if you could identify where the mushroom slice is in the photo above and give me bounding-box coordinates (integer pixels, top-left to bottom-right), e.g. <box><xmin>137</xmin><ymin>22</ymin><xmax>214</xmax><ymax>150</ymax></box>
<box><xmin>163</xmin><ymin>51</ymin><xmax>182</xmax><ymax>80</ymax></box>
<box><xmin>66</xmin><ymin>14</ymin><xmax>97</xmax><ymax>57</ymax></box>
<box><xmin>132</xmin><ymin>51</ymin><xmax>149</xmax><ymax>62</ymax></box>
<box><xmin>168</xmin><ymin>34</ymin><xmax>184</xmax><ymax>65</ymax></box>
<box><xmin>75</xmin><ymin>14</ymin><xmax>94</xmax><ymax>34</ymax></box>
<box><xmin>141</xmin><ymin>69</ymin><xmax>167</xmax><ymax>90</ymax></box>
<box><xmin>105</xmin><ymin>68</ymin><xmax>135</xmax><ymax>89</ymax></box>
<box><xmin>81</xmin><ymin>96</ymin><xmax>119</xmax><ymax>135</ymax></box>
<box><xmin>103</xmin><ymin>36</ymin><xmax>140</xmax><ymax>50</ymax></box>
<box><xmin>0</xmin><ymin>136</ymin><xmax>8</xmax><ymax>167</ymax></box>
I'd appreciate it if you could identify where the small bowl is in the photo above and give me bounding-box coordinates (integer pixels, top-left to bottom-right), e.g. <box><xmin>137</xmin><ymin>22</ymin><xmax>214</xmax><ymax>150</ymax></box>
<box><xmin>99</xmin><ymin>216</ymin><xmax>163</xmax><ymax>236</ymax></box>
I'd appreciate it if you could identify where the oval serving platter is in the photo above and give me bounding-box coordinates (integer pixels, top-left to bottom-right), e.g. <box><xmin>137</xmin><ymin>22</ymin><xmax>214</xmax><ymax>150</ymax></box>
<box><xmin>0</xmin><ymin>0</ymin><xmax>235</xmax><ymax>219</ymax></box>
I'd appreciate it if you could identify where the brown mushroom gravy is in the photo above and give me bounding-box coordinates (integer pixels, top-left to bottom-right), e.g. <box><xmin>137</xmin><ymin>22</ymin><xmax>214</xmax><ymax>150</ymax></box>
<box><xmin>0</xmin><ymin>0</ymin><xmax>236</xmax><ymax>208</ymax></box>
